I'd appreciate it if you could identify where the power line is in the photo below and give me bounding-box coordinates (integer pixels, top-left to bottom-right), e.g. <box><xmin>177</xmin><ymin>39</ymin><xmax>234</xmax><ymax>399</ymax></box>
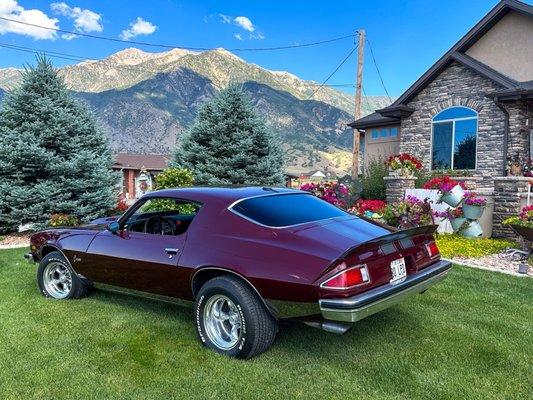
<box><xmin>366</xmin><ymin>37</ymin><xmax>392</xmax><ymax>102</ymax></box>
<box><xmin>0</xmin><ymin>16</ymin><xmax>354</xmax><ymax>52</ymax></box>
<box><xmin>0</xmin><ymin>42</ymin><xmax>355</xmax><ymax>89</ymax></box>
<box><xmin>307</xmin><ymin>45</ymin><xmax>357</xmax><ymax>99</ymax></box>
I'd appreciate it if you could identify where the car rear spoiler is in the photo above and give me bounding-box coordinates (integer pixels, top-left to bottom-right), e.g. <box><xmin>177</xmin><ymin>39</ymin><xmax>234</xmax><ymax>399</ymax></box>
<box><xmin>318</xmin><ymin>225</ymin><xmax>439</xmax><ymax>281</ymax></box>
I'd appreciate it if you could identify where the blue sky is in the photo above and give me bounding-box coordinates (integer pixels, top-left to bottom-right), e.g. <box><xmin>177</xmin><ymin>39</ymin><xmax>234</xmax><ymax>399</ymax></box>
<box><xmin>0</xmin><ymin>0</ymin><xmax>505</xmax><ymax>96</ymax></box>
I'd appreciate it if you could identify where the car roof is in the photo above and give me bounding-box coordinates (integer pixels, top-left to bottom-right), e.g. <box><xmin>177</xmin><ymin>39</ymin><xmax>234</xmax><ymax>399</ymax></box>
<box><xmin>143</xmin><ymin>186</ymin><xmax>305</xmax><ymax>206</ymax></box>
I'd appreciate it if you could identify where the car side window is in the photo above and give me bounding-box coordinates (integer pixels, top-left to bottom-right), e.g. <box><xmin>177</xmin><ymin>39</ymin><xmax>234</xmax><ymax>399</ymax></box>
<box><xmin>123</xmin><ymin>198</ymin><xmax>200</xmax><ymax>236</ymax></box>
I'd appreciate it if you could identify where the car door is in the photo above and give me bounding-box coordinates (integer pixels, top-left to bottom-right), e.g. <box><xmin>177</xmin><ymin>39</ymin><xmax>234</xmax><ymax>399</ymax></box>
<box><xmin>78</xmin><ymin>197</ymin><xmax>198</xmax><ymax>299</ymax></box>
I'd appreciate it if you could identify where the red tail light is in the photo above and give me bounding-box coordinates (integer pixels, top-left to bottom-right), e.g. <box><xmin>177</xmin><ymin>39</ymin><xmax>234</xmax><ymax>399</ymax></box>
<box><xmin>426</xmin><ymin>241</ymin><xmax>439</xmax><ymax>258</ymax></box>
<box><xmin>320</xmin><ymin>264</ymin><xmax>370</xmax><ymax>290</ymax></box>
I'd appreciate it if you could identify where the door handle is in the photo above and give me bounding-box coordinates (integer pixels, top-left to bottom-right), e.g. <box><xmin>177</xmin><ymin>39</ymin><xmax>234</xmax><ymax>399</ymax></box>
<box><xmin>165</xmin><ymin>248</ymin><xmax>179</xmax><ymax>255</ymax></box>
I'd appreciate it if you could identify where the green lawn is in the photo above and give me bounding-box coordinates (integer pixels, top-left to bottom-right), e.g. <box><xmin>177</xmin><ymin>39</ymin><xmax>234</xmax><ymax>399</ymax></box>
<box><xmin>1</xmin><ymin>248</ymin><xmax>532</xmax><ymax>400</ymax></box>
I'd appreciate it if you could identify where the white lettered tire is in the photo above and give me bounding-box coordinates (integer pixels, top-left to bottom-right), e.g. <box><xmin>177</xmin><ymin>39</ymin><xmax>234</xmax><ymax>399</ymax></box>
<box><xmin>37</xmin><ymin>251</ymin><xmax>90</xmax><ymax>299</ymax></box>
<box><xmin>195</xmin><ymin>275</ymin><xmax>278</xmax><ymax>359</ymax></box>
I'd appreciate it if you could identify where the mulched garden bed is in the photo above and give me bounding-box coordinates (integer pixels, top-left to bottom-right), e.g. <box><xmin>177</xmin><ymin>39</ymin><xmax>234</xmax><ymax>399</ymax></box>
<box><xmin>450</xmin><ymin>253</ymin><xmax>532</xmax><ymax>277</ymax></box>
<box><xmin>0</xmin><ymin>232</ymin><xmax>32</xmax><ymax>248</ymax></box>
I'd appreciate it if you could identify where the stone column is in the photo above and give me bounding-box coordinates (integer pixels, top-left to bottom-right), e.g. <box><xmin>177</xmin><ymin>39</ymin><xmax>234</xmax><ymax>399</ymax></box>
<box><xmin>492</xmin><ymin>176</ymin><xmax>530</xmax><ymax>238</ymax></box>
<box><xmin>383</xmin><ymin>176</ymin><xmax>417</xmax><ymax>203</ymax></box>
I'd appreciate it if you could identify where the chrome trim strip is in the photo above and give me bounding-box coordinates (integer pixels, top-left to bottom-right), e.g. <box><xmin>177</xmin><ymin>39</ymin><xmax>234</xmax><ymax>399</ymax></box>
<box><xmin>319</xmin><ymin>264</ymin><xmax>371</xmax><ymax>290</ymax></box>
<box><xmin>93</xmin><ymin>283</ymin><xmax>194</xmax><ymax>307</ymax></box>
<box><xmin>319</xmin><ymin>260</ymin><xmax>452</xmax><ymax>323</ymax></box>
<box><xmin>227</xmin><ymin>191</ymin><xmax>352</xmax><ymax>230</ymax></box>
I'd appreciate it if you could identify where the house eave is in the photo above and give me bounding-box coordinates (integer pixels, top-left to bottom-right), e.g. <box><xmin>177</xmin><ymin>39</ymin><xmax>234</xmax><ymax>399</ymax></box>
<box><xmin>390</xmin><ymin>0</ymin><xmax>533</xmax><ymax>107</ymax></box>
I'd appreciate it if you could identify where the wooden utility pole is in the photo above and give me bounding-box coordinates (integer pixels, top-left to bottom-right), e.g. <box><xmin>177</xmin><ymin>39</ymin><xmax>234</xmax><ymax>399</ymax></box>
<box><xmin>352</xmin><ymin>29</ymin><xmax>365</xmax><ymax>178</ymax></box>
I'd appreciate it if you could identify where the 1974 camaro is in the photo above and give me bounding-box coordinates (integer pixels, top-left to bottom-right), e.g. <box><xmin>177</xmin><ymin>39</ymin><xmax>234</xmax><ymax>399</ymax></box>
<box><xmin>26</xmin><ymin>187</ymin><xmax>451</xmax><ymax>359</ymax></box>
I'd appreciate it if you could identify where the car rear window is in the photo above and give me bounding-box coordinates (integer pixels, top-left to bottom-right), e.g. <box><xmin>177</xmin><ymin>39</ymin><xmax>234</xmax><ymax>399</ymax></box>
<box><xmin>230</xmin><ymin>193</ymin><xmax>347</xmax><ymax>227</ymax></box>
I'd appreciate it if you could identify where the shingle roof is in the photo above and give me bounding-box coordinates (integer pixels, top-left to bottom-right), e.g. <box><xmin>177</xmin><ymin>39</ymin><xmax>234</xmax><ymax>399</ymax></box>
<box><xmin>113</xmin><ymin>153</ymin><xmax>170</xmax><ymax>171</ymax></box>
<box><xmin>348</xmin><ymin>112</ymin><xmax>399</xmax><ymax>129</ymax></box>
<box><xmin>384</xmin><ymin>0</ymin><xmax>532</xmax><ymax>108</ymax></box>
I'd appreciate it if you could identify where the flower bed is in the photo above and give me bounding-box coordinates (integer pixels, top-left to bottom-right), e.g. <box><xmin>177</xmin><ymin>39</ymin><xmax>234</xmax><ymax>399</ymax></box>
<box><xmin>386</xmin><ymin>153</ymin><xmax>422</xmax><ymax>176</ymax></box>
<box><xmin>300</xmin><ymin>181</ymin><xmax>349</xmax><ymax>208</ymax></box>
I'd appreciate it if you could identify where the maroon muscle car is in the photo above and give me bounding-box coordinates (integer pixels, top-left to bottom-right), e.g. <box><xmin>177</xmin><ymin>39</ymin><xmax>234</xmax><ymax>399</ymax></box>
<box><xmin>25</xmin><ymin>187</ymin><xmax>451</xmax><ymax>359</ymax></box>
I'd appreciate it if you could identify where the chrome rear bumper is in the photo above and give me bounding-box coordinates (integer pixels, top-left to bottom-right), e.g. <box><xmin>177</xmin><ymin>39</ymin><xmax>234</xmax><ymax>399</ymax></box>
<box><xmin>319</xmin><ymin>260</ymin><xmax>452</xmax><ymax>323</ymax></box>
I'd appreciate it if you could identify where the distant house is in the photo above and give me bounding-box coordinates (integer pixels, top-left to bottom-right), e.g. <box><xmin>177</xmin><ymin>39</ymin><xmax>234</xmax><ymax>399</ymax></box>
<box><xmin>299</xmin><ymin>170</ymin><xmax>329</xmax><ymax>180</ymax></box>
<box><xmin>351</xmin><ymin>0</ymin><xmax>533</xmax><ymax>184</ymax></box>
<box><xmin>113</xmin><ymin>153</ymin><xmax>170</xmax><ymax>200</ymax></box>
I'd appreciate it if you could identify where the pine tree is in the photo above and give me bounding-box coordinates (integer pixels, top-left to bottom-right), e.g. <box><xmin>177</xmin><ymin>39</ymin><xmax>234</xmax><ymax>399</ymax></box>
<box><xmin>174</xmin><ymin>84</ymin><xmax>285</xmax><ymax>185</ymax></box>
<box><xmin>0</xmin><ymin>56</ymin><xmax>117</xmax><ymax>233</ymax></box>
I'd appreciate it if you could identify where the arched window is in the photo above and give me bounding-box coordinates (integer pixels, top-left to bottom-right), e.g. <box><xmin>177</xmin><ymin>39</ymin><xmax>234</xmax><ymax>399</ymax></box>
<box><xmin>431</xmin><ymin>106</ymin><xmax>477</xmax><ymax>170</ymax></box>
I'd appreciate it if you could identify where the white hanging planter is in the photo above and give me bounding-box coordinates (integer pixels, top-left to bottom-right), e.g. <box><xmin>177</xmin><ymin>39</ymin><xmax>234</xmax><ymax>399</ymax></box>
<box><xmin>460</xmin><ymin>220</ymin><xmax>483</xmax><ymax>237</ymax></box>
<box><xmin>463</xmin><ymin>204</ymin><xmax>485</xmax><ymax>220</ymax></box>
<box><xmin>439</xmin><ymin>185</ymin><xmax>465</xmax><ymax>207</ymax></box>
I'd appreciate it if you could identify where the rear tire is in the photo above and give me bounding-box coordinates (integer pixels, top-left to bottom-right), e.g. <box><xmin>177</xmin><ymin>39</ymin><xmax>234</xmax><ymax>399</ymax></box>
<box><xmin>37</xmin><ymin>251</ymin><xmax>91</xmax><ymax>299</ymax></box>
<box><xmin>195</xmin><ymin>275</ymin><xmax>278</xmax><ymax>359</ymax></box>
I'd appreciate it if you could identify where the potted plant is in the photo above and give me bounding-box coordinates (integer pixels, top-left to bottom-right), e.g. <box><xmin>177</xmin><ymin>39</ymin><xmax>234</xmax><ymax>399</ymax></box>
<box><xmin>460</xmin><ymin>220</ymin><xmax>483</xmax><ymax>237</ymax></box>
<box><xmin>423</xmin><ymin>176</ymin><xmax>467</xmax><ymax>207</ymax></box>
<box><xmin>462</xmin><ymin>192</ymin><xmax>487</xmax><ymax>220</ymax></box>
<box><xmin>386</xmin><ymin>153</ymin><xmax>423</xmax><ymax>177</ymax></box>
<box><xmin>381</xmin><ymin>195</ymin><xmax>433</xmax><ymax>229</ymax></box>
<box><xmin>434</xmin><ymin>207</ymin><xmax>466</xmax><ymax>232</ymax></box>
<box><xmin>503</xmin><ymin>205</ymin><xmax>533</xmax><ymax>242</ymax></box>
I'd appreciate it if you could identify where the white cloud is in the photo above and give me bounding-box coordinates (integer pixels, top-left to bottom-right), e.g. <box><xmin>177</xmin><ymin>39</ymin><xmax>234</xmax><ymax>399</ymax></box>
<box><xmin>234</xmin><ymin>16</ymin><xmax>254</xmax><ymax>32</ymax></box>
<box><xmin>233</xmin><ymin>33</ymin><xmax>243</xmax><ymax>41</ymax></box>
<box><xmin>51</xmin><ymin>2</ymin><xmax>102</xmax><ymax>37</ymax></box>
<box><xmin>119</xmin><ymin>17</ymin><xmax>157</xmax><ymax>40</ymax></box>
<box><xmin>219</xmin><ymin>14</ymin><xmax>231</xmax><ymax>24</ymax></box>
<box><xmin>0</xmin><ymin>0</ymin><xmax>58</xmax><ymax>40</ymax></box>
<box><xmin>250</xmin><ymin>32</ymin><xmax>265</xmax><ymax>40</ymax></box>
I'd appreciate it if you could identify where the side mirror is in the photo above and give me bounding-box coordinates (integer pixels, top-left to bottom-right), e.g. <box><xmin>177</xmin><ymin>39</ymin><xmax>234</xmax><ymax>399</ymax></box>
<box><xmin>107</xmin><ymin>221</ymin><xmax>120</xmax><ymax>234</ymax></box>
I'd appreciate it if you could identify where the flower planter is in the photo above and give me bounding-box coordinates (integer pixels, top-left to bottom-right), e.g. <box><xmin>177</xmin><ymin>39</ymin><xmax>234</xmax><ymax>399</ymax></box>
<box><xmin>450</xmin><ymin>217</ymin><xmax>467</xmax><ymax>232</ymax></box>
<box><xmin>389</xmin><ymin>168</ymin><xmax>415</xmax><ymax>178</ymax></box>
<box><xmin>439</xmin><ymin>185</ymin><xmax>465</xmax><ymax>207</ymax></box>
<box><xmin>509</xmin><ymin>224</ymin><xmax>533</xmax><ymax>242</ymax></box>
<box><xmin>463</xmin><ymin>204</ymin><xmax>485</xmax><ymax>220</ymax></box>
<box><xmin>460</xmin><ymin>220</ymin><xmax>483</xmax><ymax>237</ymax></box>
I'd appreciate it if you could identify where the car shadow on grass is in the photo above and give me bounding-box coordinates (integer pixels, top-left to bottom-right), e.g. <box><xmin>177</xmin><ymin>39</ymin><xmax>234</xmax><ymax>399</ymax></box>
<box><xmin>88</xmin><ymin>286</ymin><xmax>424</xmax><ymax>362</ymax></box>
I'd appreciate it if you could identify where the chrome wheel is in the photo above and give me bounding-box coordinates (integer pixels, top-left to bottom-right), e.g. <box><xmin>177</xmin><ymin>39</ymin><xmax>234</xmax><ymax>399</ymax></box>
<box><xmin>42</xmin><ymin>262</ymin><xmax>72</xmax><ymax>299</ymax></box>
<box><xmin>203</xmin><ymin>295</ymin><xmax>242</xmax><ymax>350</ymax></box>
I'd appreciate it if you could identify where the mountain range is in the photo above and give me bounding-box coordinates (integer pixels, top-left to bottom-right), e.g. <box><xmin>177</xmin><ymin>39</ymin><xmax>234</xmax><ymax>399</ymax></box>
<box><xmin>0</xmin><ymin>48</ymin><xmax>391</xmax><ymax>173</ymax></box>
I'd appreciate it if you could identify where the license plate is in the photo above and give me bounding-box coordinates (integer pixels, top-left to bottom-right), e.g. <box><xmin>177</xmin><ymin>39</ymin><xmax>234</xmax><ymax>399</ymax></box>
<box><xmin>390</xmin><ymin>258</ymin><xmax>407</xmax><ymax>285</ymax></box>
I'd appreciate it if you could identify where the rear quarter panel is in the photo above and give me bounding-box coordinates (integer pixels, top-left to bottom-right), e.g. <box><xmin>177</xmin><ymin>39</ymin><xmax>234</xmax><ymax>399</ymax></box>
<box><xmin>180</xmin><ymin>204</ymin><xmax>338</xmax><ymax>303</ymax></box>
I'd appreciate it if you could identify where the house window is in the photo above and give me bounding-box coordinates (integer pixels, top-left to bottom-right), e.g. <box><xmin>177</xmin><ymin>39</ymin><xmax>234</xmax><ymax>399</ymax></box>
<box><xmin>369</xmin><ymin>126</ymin><xmax>399</xmax><ymax>140</ymax></box>
<box><xmin>431</xmin><ymin>106</ymin><xmax>477</xmax><ymax>170</ymax></box>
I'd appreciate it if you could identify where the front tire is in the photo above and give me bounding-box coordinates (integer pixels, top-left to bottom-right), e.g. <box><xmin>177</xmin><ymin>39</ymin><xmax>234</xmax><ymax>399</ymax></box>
<box><xmin>37</xmin><ymin>251</ymin><xmax>90</xmax><ymax>299</ymax></box>
<box><xmin>195</xmin><ymin>275</ymin><xmax>278</xmax><ymax>359</ymax></box>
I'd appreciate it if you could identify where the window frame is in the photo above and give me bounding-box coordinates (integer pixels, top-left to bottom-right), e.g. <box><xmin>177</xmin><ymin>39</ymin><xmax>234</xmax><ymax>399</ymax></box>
<box><xmin>228</xmin><ymin>192</ymin><xmax>350</xmax><ymax>229</ymax></box>
<box><xmin>368</xmin><ymin>125</ymin><xmax>400</xmax><ymax>143</ymax></box>
<box><xmin>430</xmin><ymin>107</ymin><xmax>478</xmax><ymax>171</ymax></box>
<box><xmin>117</xmin><ymin>195</ymin><xmax>202</xmax><ymax>234</ymax></box>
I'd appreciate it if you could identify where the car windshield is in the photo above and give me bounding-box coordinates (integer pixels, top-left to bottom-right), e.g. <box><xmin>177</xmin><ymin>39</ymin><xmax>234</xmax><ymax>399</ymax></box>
<box><xmin>230</xmin><ymin>193</ymin><xmax>348</xmax><ymax>227</ymax></box>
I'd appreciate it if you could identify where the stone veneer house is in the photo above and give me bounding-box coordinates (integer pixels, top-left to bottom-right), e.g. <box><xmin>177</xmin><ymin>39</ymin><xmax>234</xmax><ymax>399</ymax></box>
<box><xmin>351</xmin><ymin>0</ymin><xmax>533</xmax><ymax>237</ymax></box>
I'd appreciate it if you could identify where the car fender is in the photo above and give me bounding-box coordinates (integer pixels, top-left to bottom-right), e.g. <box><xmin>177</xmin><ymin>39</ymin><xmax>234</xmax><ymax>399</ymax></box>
<box><xmin>191</xmin><ymin>266</ymin><xmax>278</xmax><ymax>319</ymax></box>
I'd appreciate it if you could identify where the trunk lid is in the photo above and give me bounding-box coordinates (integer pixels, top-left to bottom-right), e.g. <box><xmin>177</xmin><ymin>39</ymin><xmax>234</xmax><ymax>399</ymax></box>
<box><xmin>291</xmin><ymin>218</ymin><xmax>439</xmax><ymax>298</ymax></box>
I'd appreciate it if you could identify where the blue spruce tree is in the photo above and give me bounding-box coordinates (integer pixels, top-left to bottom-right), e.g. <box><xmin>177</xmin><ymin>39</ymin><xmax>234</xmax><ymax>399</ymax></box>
<box><xmin>0</xmin><ymin>56</ymin><xmax>117</xmax><ymax>232</ymax></box>
<box><xmin>174</xmin><ymin>84</ymin><xmax>285</xmax><ymax>185</ymax></box>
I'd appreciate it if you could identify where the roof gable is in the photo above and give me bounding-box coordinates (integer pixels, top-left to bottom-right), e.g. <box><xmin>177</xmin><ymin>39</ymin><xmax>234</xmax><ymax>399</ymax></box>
<box><xmin>391</xmin><ymin>0</ymin><xmax>532</xmax><ymax>106</ymax></box>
